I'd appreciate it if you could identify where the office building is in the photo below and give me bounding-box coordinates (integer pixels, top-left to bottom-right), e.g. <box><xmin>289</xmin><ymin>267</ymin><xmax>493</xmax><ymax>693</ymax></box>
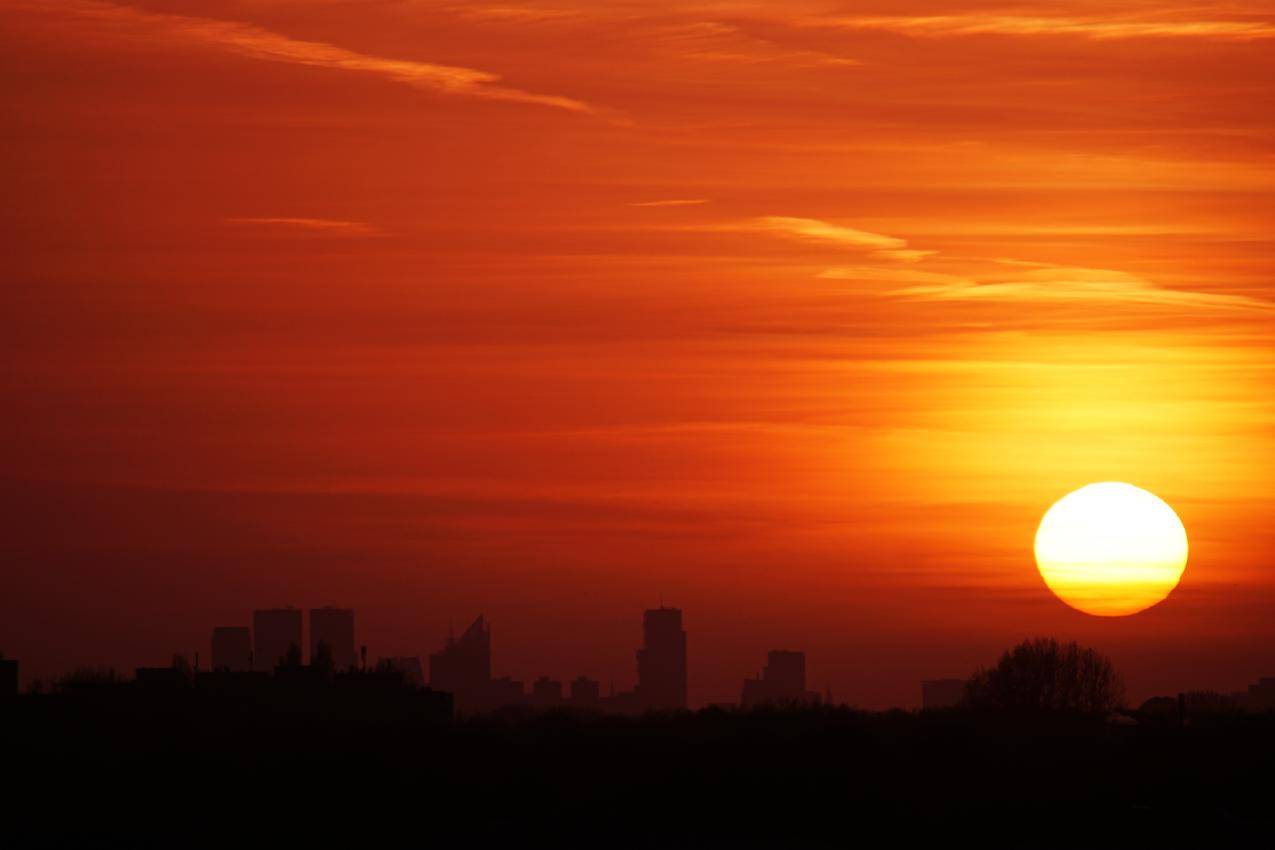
<box><xmin>253</xmin><ymin>608</ymin><xmax>303</xmax><ymax>673</ymax></box>
<box><xmin>1233</xmin><ymin>677</ymin><xmax>1275</xmax><ymax>712</ymax></box>
<box><xmin>310</xmin><ymin>607</ymin><xmax>356</xmax><ymax>671</ymax></box>
<box><xmin>740</xmin><ymin>650</ymin><xmax>818</xmax><ymax>708</ymax></box>
<box><xmin>211</xmin><ymin>626</ymin><xmax>252</xmax><ymax>672</ymax></box>
<box><xmin>489</xmin><ymin>676</ymin><xmax>525</xmax><ymax>708</ymax></box>
<box><xmin>635</xmin><ymin>606</ymin><xmax>687</xmax><ymax>711</ymax></box>
<box><xmin>530</xmin><ymin>676</ymin><xmax>564</xmax><ymax>709</ymax></box>
<box><xmin>429</xmin><ymin>615</ymin><xmax>492</xmax><ymax>712</ymax></box>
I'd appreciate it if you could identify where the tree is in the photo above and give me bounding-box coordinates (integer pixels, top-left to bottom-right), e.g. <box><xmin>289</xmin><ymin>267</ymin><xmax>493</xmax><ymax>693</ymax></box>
<box><xmin>281</xmin><ymin>642</ymin><xmax>303</xmax><ymax>670</ymax></box>
<box><xmin>54</xmin><ymin>667</ymin><xmax>123</xmax><ymax>691</ymax></box>
<box><xmin>312</xmin><ymin>640</ymin><xmax>335</xmax><ymax>676</ymax></box>
<box><xmin>966</xmin><ymin>638</ymin><xmax>1124</xmax><ymax>714</ymax></box>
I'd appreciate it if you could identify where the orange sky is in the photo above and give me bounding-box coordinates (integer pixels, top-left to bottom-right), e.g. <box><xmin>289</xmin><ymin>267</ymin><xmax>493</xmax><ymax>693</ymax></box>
<box><xmin>2</xmin><ymin>0</ymin><xmax>1274</xmax><ymax>707</ymax></box>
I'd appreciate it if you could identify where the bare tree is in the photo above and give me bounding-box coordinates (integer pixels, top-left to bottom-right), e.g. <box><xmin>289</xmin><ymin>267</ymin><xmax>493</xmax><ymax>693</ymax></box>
<box><xmin>966</xmin><ymin>638</ymin><xmax>1124</xmax><ymax>714</ymax></box>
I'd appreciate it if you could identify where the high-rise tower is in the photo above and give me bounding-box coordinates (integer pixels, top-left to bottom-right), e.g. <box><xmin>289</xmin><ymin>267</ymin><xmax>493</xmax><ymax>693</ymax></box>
<box><xmin>636</xmin><ymin>606</ymin><xmax>687</xmax><ymax>711</ymax></box>
<box><xmin>429</xmin><ymin>615</ymin><xmax>492</xmax><ymax>712</ymax></box>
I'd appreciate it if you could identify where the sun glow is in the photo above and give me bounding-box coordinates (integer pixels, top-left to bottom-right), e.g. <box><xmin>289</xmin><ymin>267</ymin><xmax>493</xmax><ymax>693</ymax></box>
<box><xmin>1034</xmin><ymin>482</ymin><xmax>1189</xmax><ymax>616</ymax></box>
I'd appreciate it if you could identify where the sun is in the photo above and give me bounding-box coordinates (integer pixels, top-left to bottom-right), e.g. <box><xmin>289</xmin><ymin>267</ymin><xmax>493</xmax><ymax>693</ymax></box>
<box><xmin>1034</xmin><ymin>482</ymin><xmax>1188</xmax><ymax>617</ymax></box>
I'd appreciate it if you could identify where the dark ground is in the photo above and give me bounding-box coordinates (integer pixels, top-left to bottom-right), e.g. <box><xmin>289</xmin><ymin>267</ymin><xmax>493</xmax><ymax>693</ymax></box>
<box><xmin>4</xmin><ymin>695</ymin><xmax>1273</xmax><ymax>848</ymax></box>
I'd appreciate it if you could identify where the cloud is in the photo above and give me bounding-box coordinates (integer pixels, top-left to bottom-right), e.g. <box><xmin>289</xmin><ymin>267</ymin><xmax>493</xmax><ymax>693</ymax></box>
<box><xmin>752</xmin><ymin>216</ymin><xmax>907</xmax><ymax>250</ymax></box>
<box><xmin>818</xmin><ymin>266</ymin><xmax>970</xmax><ymax>286</ymax></box>
<box><xmin>739</xmin><ymin>218</ymin><xmax>1270</xmax><ymax>312</ymax></box>
<box><xmin>873</xmin><ymin>249</ymin><xmax>938</xmax><ymax>263</ymax></box>
<box><xmin>647</xmin><ymin>20</ymin><xmax>861</xmax><ymax>68</ymax></box>
<box><xmin>630</xmin><ymin>199</ymin><xmax>711</xmax><ymax>207</ymax></box>
<box><xmin>822</xmin><ymin>263</ymin><xmax>1275</xmax><ymax>313</ymax></box>
<box><xmin>747</xmin><ymin>216</ymin><xmax>931</xmax><ymax>262</ymax></box>
<box><xmin>4</xmin><ymin>0</ymin><xmax>592</xmax><ymax>112</ymax></box>
<box><xmin>811</xmin><ymin>14</ymin><xmax>1275</xmax><ymax>41</ymax></box>
<box><xmin>224</xmin><ymin>217</ymin><xmax>381</xmax><ymax>236</ymax></box>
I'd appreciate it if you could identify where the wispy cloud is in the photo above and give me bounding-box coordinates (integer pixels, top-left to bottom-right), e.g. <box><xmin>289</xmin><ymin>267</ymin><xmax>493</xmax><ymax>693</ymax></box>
<box><xmin>4</xmin><ymin>0</ymin><xmax>592</xmax><ymax>112</ymax></box>
<box><xmin>630</xmin><ymin>199</ymin><xmax>711</xmax><ymax>207</ymax></box>
<box><xmin>818</xmin><ymin>266</ymin><xmax>969</xmax><ymax>287</ymax></box>
<box><xmin>650</xmin><ymin>20</ymin><xmax>861</xmax><ymax>68</ymax></box>
<box><xmin>224</xmin><ymin>217</ymin><xmax>381</xmax><ymax>236</ymax></box>
<box><xmin>752</xmin><ymin>216</ymin><xmax>906</xmax><ymax>250</ymax></box>
<box><xmin>821</xmin><ymin>263</ymin><xmax>1275</xmax><ymax>313</ymax></box>
<box><xmin>446</xmin><ymin>6</ymin><xmax>583</xmax><ymax>25</ymax></box>
<box><xmin>748</xmin><ymin>216</ymin><xmax>930</xmax><ymax>262</ymax></box>
<box><xmin>812</xmin><ymin>14</ymin><xmax>1275</xmax><ymax>41</ymax></box>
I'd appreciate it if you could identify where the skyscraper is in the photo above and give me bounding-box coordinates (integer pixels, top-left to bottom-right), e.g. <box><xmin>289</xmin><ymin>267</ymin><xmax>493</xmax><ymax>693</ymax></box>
<box><xmin>740</xmin><ymin>650</ymin><xmax>817</xmax><ymax>708</ymax></box>
<box><xmin>429</xmin><ymin>615</ymin><xmax>491</xmax><ymax>712</ymax></box>
<box><xmin>253</xmin><ymin>608</ymin><xmax>302</xmax><ymax>672</ymax></box>
<box><xmin>210</xmin><ymin>626</ymin><xmax>252</xmax><ymax>672</ymax></box>
<box><xmin>636</xmin><ymin>606</ymin><xmax>687</xmax><ymax>711</ymax></box>
<box><xmin>310</xmin><ymin>607</ymin><xmax>356</xmax><ymax>671</ymax></box>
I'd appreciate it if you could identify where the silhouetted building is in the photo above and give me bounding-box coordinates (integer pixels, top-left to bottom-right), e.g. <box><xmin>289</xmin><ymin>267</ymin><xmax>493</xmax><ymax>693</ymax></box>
<box><xmin>430</xmin><ymin>615</ymin><xmax>492</xmax><ymax>713</ymax></box>
<box><xmin>741</xmin><ymin>650</ymin><xmax>819</xmax><ymax>708</ymax></box>
<box><xmin>636</xmin><ymin>606</ymin><xmax>687</xmax><ymax>711</ymax></box>
<box><xmin>1</xmin><ymin>657</ymin><xmax>17</xmax><ymax>698</ymax></box>
<box><xmin>211</xmin><ymin>626</ymin><xmax>252</xmax><ymax>672</ymax></box>
<box><xmin>602</xmin><ymin>689</ymin><xmax>642</xmax><ymax>715</ymax></box>
<box><xmin>274</xmin><ymin>662</ymin><xmax>328</xmax><ymax>691</ymax></box>
<box><xmin>253</xmin><ymin>608</ymin><xmax>303</xmax><ymax>672</ymax></box>
<box><xmin>1231</xmin><ymin>677</ymin><xmax>1275</xmax><ymax>712</ymax></box>
<box><xmin>135</xmin><ymin>666</ymin><xmax>191</xmax><ymax>690</ymax></box>
<box><xmin>195</xmin><ymin>669</ymin><xmax>271</xmax><ymax>698</ymax></box>
<box><xmin>334</xmin><ymin>668</ymin><xmax>409</xmax><ymax>695</ymax></box>
<box><xmin>530</xmin><ymin>676</ymin><xmax>564</xmax><ymax>709</ymax></box>
<box><xmin>489</xmin><ymin>676</ymin><xmax>525</xmax><ymax>708</ymax></box>
<box><xmin>569</xmin><ymin>676</ymin><xmax>600</xmax><ymax>708</ymax></box>
<box><xmin>922</xmin><ymin>679</ymin><xmax>966</xmax><ymax>710</ymax></box>
<box><xmin>310</xmin><ymin>607</ymin><xmax>356</xmax><ymax>671</ymax></box>
<box><xmin>379</xmin><ymin>657</ymin><xmax>426</xmax><ymax>689</ymax></box>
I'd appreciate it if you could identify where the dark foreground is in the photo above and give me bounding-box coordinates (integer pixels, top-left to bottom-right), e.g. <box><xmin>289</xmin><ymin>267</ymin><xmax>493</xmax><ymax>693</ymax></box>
<box><xmin>5</xmin><ymin>696</ymin><xmax>1274</xmax><ymax>848</ymax></box>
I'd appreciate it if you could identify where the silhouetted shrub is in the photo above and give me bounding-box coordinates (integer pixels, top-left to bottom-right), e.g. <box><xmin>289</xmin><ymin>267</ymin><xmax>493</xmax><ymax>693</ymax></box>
<box><xmin>312</xmin><ymin>640</ymin><xmax>335</xmax><ymax>675</ymax></box>
<box><xmin>966</xmin><ymin>637</ymin><xmax>1124</xmax><ymax>714</ymax></box>
<box><xmin>281</xmin><ymin>642</ymin><xmax>303</xmax><ymax>670</ymax></box>
<box><xmin>54</xmin><ymin>667</ymin><xmax>123</xmax><ymax>691</ymax></box>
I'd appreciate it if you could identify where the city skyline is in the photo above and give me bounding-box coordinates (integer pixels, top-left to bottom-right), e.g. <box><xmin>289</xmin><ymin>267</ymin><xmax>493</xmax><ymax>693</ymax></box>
<box><xmin>3</xmin><ymin>0</ymin><xmax>1275</xmax><ymax>713</ymax></box>
<box><xmin>8</xmin><ymin>601</ymin><xmax>1274</xmax><ymax>713</ymax></box>
<box><xmin>4</xmin><ymin>2</ymin><xmax>1275</xmax><ymax>844</ymax></box>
